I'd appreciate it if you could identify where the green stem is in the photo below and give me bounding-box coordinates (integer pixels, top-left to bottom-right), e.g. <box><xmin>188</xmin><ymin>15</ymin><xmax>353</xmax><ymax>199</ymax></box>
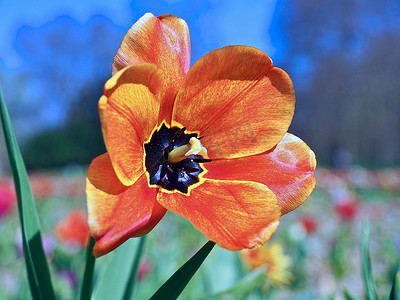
<box><xmin>79</xmin><ymin>237</ymin><xmax>96</xmax><ymax>300</ymax></box>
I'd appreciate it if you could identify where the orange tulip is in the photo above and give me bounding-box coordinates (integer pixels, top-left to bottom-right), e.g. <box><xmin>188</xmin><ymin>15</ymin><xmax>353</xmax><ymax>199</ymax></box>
<box><xmin>86</xmin><ymin>13</ymin><xmax>316</xmax><ymax>257</ymax></box>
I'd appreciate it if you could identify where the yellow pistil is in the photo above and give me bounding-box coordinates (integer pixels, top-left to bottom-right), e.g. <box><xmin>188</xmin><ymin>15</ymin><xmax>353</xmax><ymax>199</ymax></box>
<box><xmin>168</xmin><ymin>137</ymin><xmax>208</xmax><ymax>163</ymax></box>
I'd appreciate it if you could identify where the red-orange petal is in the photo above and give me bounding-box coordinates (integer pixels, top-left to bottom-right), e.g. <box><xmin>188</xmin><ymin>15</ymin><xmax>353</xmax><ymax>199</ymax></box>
<box><xmin>112</xmin><ymin>13</ymin><xmax>190</xmax><ymax>124</ymax></box>
<box><xmin>205</xmin><ymin>133</ymin><xmax>316</xmax><ymax>215</ymax></box>
<box><xmin>86</xmin><ymin>154</ymin><xmax>166</xmax><ymax>257</ymax></box>
<box><xmin>157</xmin><ymin>179</ymin><xmax>281</xmax><ymax>250</ymax></box>
<box><xmin>103</xmin><ymin>64</ymin><xmax>163</xmax><ymax>186</ymax></box>
<box><xmin>172</xmin><ymin>46</ymin><xmax>295</xmax><ymax>159</ymax></box>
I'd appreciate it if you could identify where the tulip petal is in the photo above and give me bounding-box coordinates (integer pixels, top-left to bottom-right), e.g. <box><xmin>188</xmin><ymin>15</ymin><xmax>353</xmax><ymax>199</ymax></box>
<box><xmin>205</xmin><ymin>133</ymin><xmax>316</xmax><ymax>214</ymax></box>
<box><xmin>157</xmin><ymin>179</ymin><xmax>281</xmax><ymax>250</ymax></box>
<box><xmin>86</xmin><ymin>154</ymin><xmax>166</xmax><ymax>257</ymax></box>
<box><xmin>172</xmin><ymin>45</ymin><xmax>295</xmax><ymax>159</ymax></box>
<box><xmin>112</xmin><ymin>13</ymin><xmax>190</xmax><ymax>124</ymax></box>
<box><xmin>103</xmin><ymin>64</ymin><xmax>163</xmax><ymax>186</ymax></box>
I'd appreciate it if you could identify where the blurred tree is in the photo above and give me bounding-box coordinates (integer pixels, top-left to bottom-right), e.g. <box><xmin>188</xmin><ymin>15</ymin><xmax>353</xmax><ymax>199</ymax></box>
<box><xmin>22</xmin><ymin>79</ymin><xmax>106</xmax><ymax>169</ymax></box>
<box><xmin>271</xmin><ymin>0</ymin><xmax>400</xmax><ymax>166</ymax></box>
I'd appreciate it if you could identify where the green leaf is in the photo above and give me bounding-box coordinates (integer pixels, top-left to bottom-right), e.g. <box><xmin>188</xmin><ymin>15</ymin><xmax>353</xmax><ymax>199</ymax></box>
<box><xmin>150</xmin><ymin>240</ymin><xmax>215</xmax><ymax>300</ymax></box>
<box><xmin>201</xmin><ymin>268</ymin><xmax>265</xmax><ymax>300</ymax></box>
<box><xmin>123</xmin><ymin>236</ymin><xmax>146</xmax><ymax>300</ymax></box>
<box><xmin>389</xmin><ymin>268</ymin><xmax>400</xmax><ymax>300</ymax></box>
<box><xmin>93</xmin><ymin>238</ymin><xmax>142</xmax><ymax>300</ymax></box>
<box><xmin>361</xmin><ymin>223</ymin><xmax>380</xmax><ymax>300</ymax></box>
<box><xmin>0</xmin><ymin>89</ymin><xmax>56</xmax><ymax>300</ymax></box>
<box><xmin>79</xmin><ymin>237</ymin><xmax>96</xmax><ymax>300</ymax></box>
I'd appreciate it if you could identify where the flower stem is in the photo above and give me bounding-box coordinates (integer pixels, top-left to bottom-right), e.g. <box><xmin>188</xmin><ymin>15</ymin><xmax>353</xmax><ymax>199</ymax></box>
<box><xmin>79</xmin><ymin>237</ymin><xmax>96</xmax><ymax>300</ymax></box>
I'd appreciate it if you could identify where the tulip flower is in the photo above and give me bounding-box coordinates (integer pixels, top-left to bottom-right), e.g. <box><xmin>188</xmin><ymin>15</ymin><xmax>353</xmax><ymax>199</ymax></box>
<box><xmin>86</xmin><ymin>13</ymin><xmax>316</xmax><ymax>257</ymax></box>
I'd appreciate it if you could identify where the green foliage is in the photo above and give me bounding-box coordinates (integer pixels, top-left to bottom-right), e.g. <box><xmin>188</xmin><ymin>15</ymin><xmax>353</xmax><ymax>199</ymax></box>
<box><xmin>123</xmin><ymin>236</ymin><xmax>146</xmax><ymax>300</ymax></box>
<box><xmin>22</xmin><ymin>118</ymin><xmax>105</xmax><ymax>169</ymax></box>
<box><xmin>93</xmin><ymin>238</ymin><xmax>144</xmax><ymax>300</ymax></box>
<box><xmin>362</xmin><ymin>224</ymin><xmax>380</xmax><ymax>300</ymax></box>
<box><xmin>201</xmin><ymin>268</ymin><xmax>265</xmax><ymax>300</ymax></box>
<box><xmin>0</xmin><ymin>89</ymin><xmax>56</xmax><ymax>299</ymax></box>
<box><xmin>343</xmin><ymin>288</ymin><xmax>359</xmax><ymax>300</ymax></box>
<box><xmin>79</xmin><ymin>238</ymin><xmax>96</xmax><ymax>300</ymax></box>
<box><xmin>149</xmin><ymin>241</ymin><xmax>215</xmax><ymax>300</ymax></box>
<box><xmin>389</xmin><ymin>268</ymin><xmax>400</xmax><ymax>300</ymax></box>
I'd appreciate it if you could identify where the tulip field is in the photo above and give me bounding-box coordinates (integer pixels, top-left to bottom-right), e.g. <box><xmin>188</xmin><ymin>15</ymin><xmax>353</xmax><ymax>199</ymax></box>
<box><xmin>0</xmin><ymin>166</ymin><xmax>399</xmax><ymax>299</ymax></box>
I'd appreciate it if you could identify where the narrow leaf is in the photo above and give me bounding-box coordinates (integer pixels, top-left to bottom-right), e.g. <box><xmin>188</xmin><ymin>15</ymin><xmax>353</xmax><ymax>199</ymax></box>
<box><xmin>389</xmin><ymin>268</ymin><xmax>400</xmax><ymax>300</ymax></box>
<box><xmin>150</xmin><ymin>240</ymin><xmax>216</xmax><ymax>300</ymax></box>
<box><xmin>93</xmin><ymin>238</ymin><xmax>140</xmax><ymax>300</ymax></box>
<box><xmin>79</xmin><ymin>237</ymin><xmax>96</xmax><ymax>300</ymax></box>
<box><xmin>0</xmin><ymin>89</ymin><xmax>56</xmax><ymax>300</ymax></box>
<box><xmin>123</xmin><ymin>236</ymin><xmax>146</xmax><ymax>300</ymax></box>
<box><xmin>361</xmin><ymin>223</ymin><xmax>380</xmax><ymax>300</ymax></box>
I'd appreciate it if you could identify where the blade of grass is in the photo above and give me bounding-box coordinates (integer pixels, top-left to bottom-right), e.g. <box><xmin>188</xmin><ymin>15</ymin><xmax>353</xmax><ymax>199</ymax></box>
<box><xmin>79</xmin><ymin>237</ymin><xmax>96</xmax><ymax>300</ymax></box>
<box><xmin>362</xmin><ymin>223</ymin><xmax>380</xmax><ymax>300</ymax></box>
<box><xmin>0</xmin><ymin>89</ymin><xmax>56</xmax><ymax>300</ymax></box>
<box><xmin>93</xmin><ymin>238</ymin><xmax>140</xmax><ymax>300</ymax></box>
<box><xmin>150</xmin><ymin>240</ymin><xmax>216</xmax><ymax>300</ymax></box>
<box><xmin>123</xmin><ymin>236</ymin><xmax>146</xmax><ymax>300</ymax></box>
<box><xmin>389</xmin><ymin>268</ymin><xmax>400</xmax><ymax>300</ymax></box>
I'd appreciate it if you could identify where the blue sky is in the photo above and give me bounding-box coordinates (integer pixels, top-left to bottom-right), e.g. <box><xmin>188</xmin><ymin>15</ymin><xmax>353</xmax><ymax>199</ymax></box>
<box><xmin>1</xmin><ymin>0</ymin><xmax>279</xmax><ymax>69</ymax></box>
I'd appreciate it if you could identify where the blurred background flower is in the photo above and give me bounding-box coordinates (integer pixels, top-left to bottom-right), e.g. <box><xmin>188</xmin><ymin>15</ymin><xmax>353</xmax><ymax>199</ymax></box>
<box><xmin>0</xmin><ymin>184</ymin><xmax>15</xmax><ymax>219</ymax></box>
<box><xmin>241</xmin><ymin>241</ymin><xmax>293</xmax><ymax>286</ymax></box>
<box><xmin>54</xmin><ymin>208</ymin><xmax>90</xmax><ymax>249</ymax></box>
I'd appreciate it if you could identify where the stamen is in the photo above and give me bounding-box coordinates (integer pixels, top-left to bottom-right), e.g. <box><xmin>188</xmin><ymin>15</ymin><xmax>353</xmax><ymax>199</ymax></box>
<box><xmin>168</xmin><ymin>137</ymin><xmax>208</xmax><ymax>164</ymax></box>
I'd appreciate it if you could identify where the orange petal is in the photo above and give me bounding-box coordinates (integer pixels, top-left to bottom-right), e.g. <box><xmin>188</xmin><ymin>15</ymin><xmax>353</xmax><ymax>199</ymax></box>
<box><xmin>205</xmin><ymin>133</ymin><xmax>316</xmax><ymax>214</ymax></box>
<box><xmin>172</xmin><ymin>46</ymin><xmax>295</xmax><ymax>159</ymax></box>
<box><xmin>157</xmin><ymin>179</ymin><xmax>281</xmax><ymax>250</ymax></box>
<box><xmin>112</xmin><ymin>13</ymin><xmax>190</xmax><ymax>124</ymax></box>
<box><xmin>103</xmin><ymin>64</ymin><xmax>162</xmax><ymax>186</ymax></box>
<box><xmin>86</xmin><ymin>154</ymin><xmax>166</xmax><ymax>257</ymax></box>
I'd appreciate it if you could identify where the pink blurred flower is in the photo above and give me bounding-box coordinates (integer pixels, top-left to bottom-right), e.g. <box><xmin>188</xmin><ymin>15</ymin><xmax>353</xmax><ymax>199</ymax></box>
<box><xmin>137</xmin><ymin>257</ymin><xmax>153</xmax><ymax>282</ymax></box>
<box><xmin>0</xmin><ymin>184</ymin><xmax>16</xmax><ymax>218</ymax></box>
<box><xmin>54</xmin><ymin>209</ymin><xmax>90</xmax><ymax>248</ymax></box>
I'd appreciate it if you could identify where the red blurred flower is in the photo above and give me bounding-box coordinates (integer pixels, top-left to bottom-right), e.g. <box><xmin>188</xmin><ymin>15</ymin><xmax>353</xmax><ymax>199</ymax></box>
<box><xmin>54</xmin><ymin>209</ymin><xmax>90</xmax><ymax>248</ymax></box>
<box><xmin>335</xmin><ymin>199</ymin><xmax>359</xmax><ymax>221</ymax></box>
<box><xmin>300</xmin><ymin>216</ymin><xmax>318</xmax><ymax>234</ymax></box>
<box><xmin>86</xmin><ymin>13</ymin><xmax>316</xmax><ymax>257</ymax></box>
<box><xmin>0</xmin><ymin>184</ymin><xmax>16</xmax><ymax>218</ymax></box>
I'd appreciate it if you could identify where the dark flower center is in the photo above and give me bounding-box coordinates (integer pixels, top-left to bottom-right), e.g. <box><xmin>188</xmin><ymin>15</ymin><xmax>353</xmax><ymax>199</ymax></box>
<box><xmin>144</xmin><ymin>123</ymin><xmax>211</xmax><ymax>194</ymax></box>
